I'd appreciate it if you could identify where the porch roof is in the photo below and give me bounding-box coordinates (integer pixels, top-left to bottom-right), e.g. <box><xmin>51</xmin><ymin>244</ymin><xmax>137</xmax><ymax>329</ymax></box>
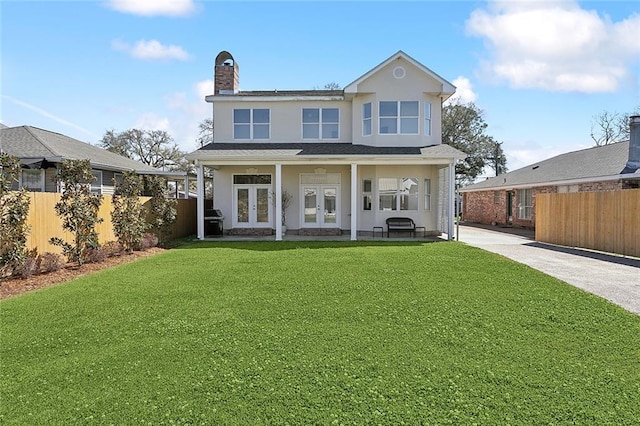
<box><xmin>187</xmin><ymin>143</ymin><xmax>466</xmax><ymax>164</ymax></box>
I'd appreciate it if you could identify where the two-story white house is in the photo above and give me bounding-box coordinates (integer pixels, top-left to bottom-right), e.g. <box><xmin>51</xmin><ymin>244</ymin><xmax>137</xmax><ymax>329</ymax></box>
<box><xmin>188</xmin><ymin>51</ymin><xmax>466</xmax><ymax>240</ymax></box>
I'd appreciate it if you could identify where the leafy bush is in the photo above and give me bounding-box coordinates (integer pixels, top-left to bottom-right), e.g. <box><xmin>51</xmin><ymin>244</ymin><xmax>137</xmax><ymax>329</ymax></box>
<box><xmin>137</xmin><ymin>233</ymin><xmax>159</xmax><ymax>251</ymax></box>
<box><xmin>49</xmin><ymin>160</ymin><xmax>103</xmax><ymax>266</ymax></box>
<box><xmin>145</xmin><ymin>176</ymin><xmax>176</xmax><ymax>246</ymax></box>
<box><xmin>102</xmin><ymin>241</ymin><xmax>123</xmax><ymax>258</ymax></box>
<box><xmin>0</xmin><ymin>153</ymin><xmax>31</xmax><ymax>277</ymax></box>
<box><xmin>39</xmin><ymin>252</ymin><xmax>64</xmax><ymax>273</ymax></box>
<box><xmin>14</xmin><ymin>249</ymin><xmax>41</xmax><ymax>279</ymax></box>
<box><xmin>111</xmin><ymin>172</ymin><xmax>148</xmax><ymax>253</ymax></box>
<box><xmin>83</xmin><ymin>247</ymin><xmax>107</xmax><ymax>264</ymax></box>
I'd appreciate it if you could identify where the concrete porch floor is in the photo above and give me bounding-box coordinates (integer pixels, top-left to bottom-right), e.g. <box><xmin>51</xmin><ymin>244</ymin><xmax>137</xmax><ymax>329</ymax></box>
<box><xmin>199</xmin><ymin>233</ymin><xmax>446</xmax><ymax>242</ymax></box>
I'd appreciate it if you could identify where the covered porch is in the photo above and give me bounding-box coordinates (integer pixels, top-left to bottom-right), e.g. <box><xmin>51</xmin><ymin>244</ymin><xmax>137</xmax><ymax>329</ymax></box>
<box><xmin>188</xmin><ymin>144</ymin><xmax>464</xmax><ymax>241</ymax></box>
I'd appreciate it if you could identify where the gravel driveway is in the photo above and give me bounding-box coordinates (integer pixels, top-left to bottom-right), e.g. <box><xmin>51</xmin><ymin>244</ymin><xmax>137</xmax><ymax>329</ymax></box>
<box><xmin>457</xmin><ymin>224</ymin><xmax>640</xmax><ymax>315</ymax></box>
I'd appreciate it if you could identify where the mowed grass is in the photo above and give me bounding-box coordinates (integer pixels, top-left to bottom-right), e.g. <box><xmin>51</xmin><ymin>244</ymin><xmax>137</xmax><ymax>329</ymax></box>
<box><xmin>1</xmin><ymin>241</ymin><xmax>639</xmax><ymax>424</ymax></box>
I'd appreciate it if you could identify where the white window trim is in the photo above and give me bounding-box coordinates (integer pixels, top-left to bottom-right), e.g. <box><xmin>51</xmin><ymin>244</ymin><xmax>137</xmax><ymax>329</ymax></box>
<box><xmin>424</xmin><ymin>178</ymin><xmax>432</xmax><ymax>211</ymax></box>
<box><xmin>233</xmin><ymin>108</ymin><xmax>271</xmax><ymax>140</ymax></box>
<box><xmin>378</xmin><ymin>101</ymin><xmax>420</xmax><ymax>135</ymax></box>
<box><xmin>362</xmin><ymin>178</ymin><xmax>372</xmax><ymax>211</ymax></box>
<box><xmin>302</xmin><ymin>108</ymin><xmax>339</xmax><ymax>140</ymax></box>
<box><xmin>424</xmin><ymin>102</ymin><xmax>432</xmax><ymax>136</ymax></box>
<box><xmin>362</xmin><ymin>102</ymin><xmax>372</xmax><ymax>137</ymax></box>
<box><xmin>517</xmin><ymin>188</ymin><xmax>533</xmax><ymax>220</ymax></box>
<box><xmin>377</xmin><ymin>177</ymin><xmax>420</xmax><ymax>211</ymax></box>
<box><xmin>19</xmin><ymin>169</ymin><xmax>45</xmax><ymax>192</ymax></box>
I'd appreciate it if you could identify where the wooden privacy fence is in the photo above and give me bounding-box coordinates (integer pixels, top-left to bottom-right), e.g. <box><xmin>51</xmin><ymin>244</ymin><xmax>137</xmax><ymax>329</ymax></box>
<box><xmin>24</xmin><ymin>193</ymin><xmax>197</xmax><ymax>254</ymax></box>
<box><xmin>535</xmin><ymin>189</ymin><xmax>640</xmax><ymax>258</ymax></box>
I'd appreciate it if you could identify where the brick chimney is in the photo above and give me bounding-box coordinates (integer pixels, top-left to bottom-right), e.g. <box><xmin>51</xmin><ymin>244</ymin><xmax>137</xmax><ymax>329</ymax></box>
<box><xmin>214</xmin><ymin>51</ymin><xmax>239</xmax><ymax>95</ymax></box>
<box><xmin>621</xmin><ymin>115</ymin><xmax>640</xmax><ymax>174</ymax></box>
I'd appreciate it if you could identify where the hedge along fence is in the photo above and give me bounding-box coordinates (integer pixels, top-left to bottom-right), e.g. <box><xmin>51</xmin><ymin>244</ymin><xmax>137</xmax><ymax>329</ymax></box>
<box><xmin>25</xmin><ymin>192</ymin><xmax>197</xmax><ymax>254</ymax></box>
<box><xmin>535</xmin><ymin>189</ymin><xmax>640</xmax><ymax>258</ymax></box>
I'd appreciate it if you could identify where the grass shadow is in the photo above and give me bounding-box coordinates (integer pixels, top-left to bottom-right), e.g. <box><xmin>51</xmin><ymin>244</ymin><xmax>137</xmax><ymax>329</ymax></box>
<box><xmin>170</xmin><ymin>239</ymin><xmax>448</xmax><ymax>252</ymax></box>
<box><xmin>524</xmin><ymin>241</ymin><xmax>640</xmax><ymax>268</ymax></box>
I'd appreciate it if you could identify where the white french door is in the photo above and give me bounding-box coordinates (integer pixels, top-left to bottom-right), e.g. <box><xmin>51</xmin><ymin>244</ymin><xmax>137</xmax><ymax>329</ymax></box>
<box><xmin>233</xmin><ymin>185</ymin><xmax>272</xmax><ymax>227</ymax></box>
<box><xmin>301</xmin><ymin>186</ymin><xmax>339</xmax><ymax>228</ymax></box>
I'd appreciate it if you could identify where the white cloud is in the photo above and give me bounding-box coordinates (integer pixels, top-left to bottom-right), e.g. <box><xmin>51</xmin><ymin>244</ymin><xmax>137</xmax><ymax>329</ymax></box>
<box><xmin>466</xmin><ymin>1</ymin><xmax>640</xmax><ymax>92</ymax></box>
<box><xmin>445</xmin><ymin>76</ymin><xmax>478</xmax><ymax>105</ymax></box>
<box><xmin>133</xmin><ymin>113</ymin><xmax>172</xmax><ymax>133</ymax></box>
<box><xmin>112</xmin><ymin>39</ymin><xmax>191</xmax><ymax>61</ymax></box>
<box><xmin>505</xmin><ymin>141</ymin><xmax>590</xmax><ymax>171</ymax></box>
<box><xmin>105</xmin><ymin>0</ymin><xmax>196</xmax><ymax>17</ymax></box>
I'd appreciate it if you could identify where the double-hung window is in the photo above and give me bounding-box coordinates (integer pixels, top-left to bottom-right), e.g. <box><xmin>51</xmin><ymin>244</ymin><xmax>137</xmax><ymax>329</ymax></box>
<box><xmin>378</xmin><ymin>177</ymin><xmax>419</xmax><ymax>211</ymax></box>
<box><xmin>362</xmin><ymin>103</ymin><xmax>372</xmax><ymax>136</ymax></box>
<box><xmin>379</xmin><ymin>101</ymin><xmax>419</xmax><ymax>134</ymax></box>
<box><xmin>302</xmin><ymin>108</ymin><xmax>339</xmax><ymax>139</ymax></box>
<box><xmin>517</xmin><ymin>188</ymin><xmax>533</xmax><ymax>219</ymax></box>
<box><xmin>234</xmin><ymin>108</ymin><xmax>270</xmax><ymax>140</ymax></box>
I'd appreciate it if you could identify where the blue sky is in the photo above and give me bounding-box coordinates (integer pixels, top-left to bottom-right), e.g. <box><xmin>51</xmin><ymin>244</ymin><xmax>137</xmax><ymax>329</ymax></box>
<box><xmin>2</xmin><ymin>0</ymin><xmax>639</xmax><ymax>173</ymax></box>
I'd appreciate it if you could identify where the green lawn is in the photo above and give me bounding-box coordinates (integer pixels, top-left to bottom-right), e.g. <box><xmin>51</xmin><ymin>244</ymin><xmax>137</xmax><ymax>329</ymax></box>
<box><xmin>1</xmin><ymin>241</ymin><xmax>639</xmax><ymax>424</ymax></box>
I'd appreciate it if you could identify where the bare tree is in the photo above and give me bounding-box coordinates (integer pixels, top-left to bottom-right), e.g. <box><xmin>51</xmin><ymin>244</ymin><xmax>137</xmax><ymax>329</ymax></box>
<box><xmin>590</xmin><ymin>106</ymin><xmax>640</xmax><ymax>146</ymax></box>
<box><xmin>323</xmin><ymin>82</ymin><xmax>341</xmax><ymax>90</ymax></box>
<box><xmin>196</xmin><ymin>118</ymin><xmax>214</xmax><ymax>148</ymax></box>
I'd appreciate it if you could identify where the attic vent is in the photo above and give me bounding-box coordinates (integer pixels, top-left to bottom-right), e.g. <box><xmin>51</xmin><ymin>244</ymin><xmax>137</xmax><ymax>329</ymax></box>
<box><xmin>393</xmin><ymin>66</ymin><xmax>406</xmax><ymax>79</ymax></box>
<box><xmin>532</xmin><ymin>165</ymin><xmax>539</xmax><ymax>170</ymax></box>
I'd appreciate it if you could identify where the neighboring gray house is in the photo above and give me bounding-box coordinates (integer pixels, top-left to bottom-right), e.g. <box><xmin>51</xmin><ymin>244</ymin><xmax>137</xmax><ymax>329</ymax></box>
<box><xmin>460</xmin><ymin>116</ymin><xmax>640</xmax><ymax>228</ymax></box>
<box><xmin>0</xmin><ymin>125</ymin><xmax>160</xmax><ymax>194</ymax></box>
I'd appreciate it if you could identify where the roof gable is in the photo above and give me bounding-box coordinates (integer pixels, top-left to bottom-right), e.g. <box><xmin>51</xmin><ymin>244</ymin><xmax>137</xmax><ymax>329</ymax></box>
<box><xmin>344</xmin><ymin>50</ymin><xmax>455</xmax><ymax>98</ymax></box>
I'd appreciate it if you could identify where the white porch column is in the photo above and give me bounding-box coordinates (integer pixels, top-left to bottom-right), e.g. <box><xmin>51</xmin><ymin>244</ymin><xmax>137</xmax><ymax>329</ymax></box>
<box><xmin>448</xmin><ymin>161</ymin><xmax>455</xmax><ymax>240</ymax></box>
<box><xmin>196</xmin><ymin>163</ymin><xmax>205</xmax><ymax>240</ymax></box>
<box><xmin>275</xmin><ymin>163</ymin><xmax>282</xmax><ymax>241</ymax></box>
<box><xmin>183</xmin><ymin>175</ymin><xmax>189</xmax><ymax>199</ymax></box>
<box><xmin>350</xmin><ymin>163</ymin><xmax>358</xmax><ymax>241</ymax></box>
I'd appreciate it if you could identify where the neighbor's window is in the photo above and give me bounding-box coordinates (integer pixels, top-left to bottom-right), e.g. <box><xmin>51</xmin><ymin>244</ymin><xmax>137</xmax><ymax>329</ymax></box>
<box><xmin>424</xmin><ymin>102</ymin><xmax>431</xmax><ymax>136</ymax></box>
<box><xmin>424</xmin><ymin>178</ymin><xmax>432</xmax><ymax>210</ymax></box>
<box><xmin>234</xmin><ymin>108</ymin><xmax>270</xmax><ymax>140</ymax></box>
<box><xmin>379</xmin><ymin>101</ymin><xmax>419</xmax><ymax>134</ymax></box>
<box><xmin>493</xmin><ymin>191</ymin><xmax>500</xmax><ymax>204</ymax></box>
<box><xmin>302</xmin><ymin>108</ymin><xmax>339</xmax><ymax>139</ymax></box>
<box><xmin>378</xmin><ymin>177</ymin><xmax>419</xmax><ymax>211</ymax></box>
<box><xmin>90</xmin><ymin>170</ymin><xmax>103</xmax><ymax>195</ymax></box>
<box><xmin>363</xmin><ymin>103</ymin><xmax>372</xmax><ymax>136</ymax></box>
<box><xmin>517</xmin><ymin>188</ymin><xmax>533</xmax><ymax>219</ymax></box>
<box><xmin>362</xmin><ymin>179</ymin><xmax>372</xmax><ymax>211</ymax></box>
<box><xmin>21</xmin><ymin>169</ymin><xmax>44</xmax><ymax>192</ymax></box>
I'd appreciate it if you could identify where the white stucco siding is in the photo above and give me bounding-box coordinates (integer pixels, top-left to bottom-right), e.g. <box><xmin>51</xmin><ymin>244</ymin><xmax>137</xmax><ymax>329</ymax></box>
<box><xmin>213</xmin><ymin>100</ymin><xmax>352</xmax><ymax>143</ymax></box>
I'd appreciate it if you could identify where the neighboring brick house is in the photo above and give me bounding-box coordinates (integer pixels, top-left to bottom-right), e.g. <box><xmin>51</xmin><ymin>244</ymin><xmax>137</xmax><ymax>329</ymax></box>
<box><xmin>460</xmin><ymin>119</ymin><xmax>640</xmax><ymax>229</ymax></box>
<box><xmin>0</xmin><ymin>125</ymin><xmax>191</xmax><ymax>196</ymax></box>
<box><xmin>187</xmin><ymin>51</ymin><xmax>467</xmax><ymax>240</ymax></box>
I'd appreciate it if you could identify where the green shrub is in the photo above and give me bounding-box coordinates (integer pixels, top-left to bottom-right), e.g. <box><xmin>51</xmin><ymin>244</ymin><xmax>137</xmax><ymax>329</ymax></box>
<box><xmin>111</xmin><ymin>172</ymin><xmax>148</xmax><ymax>253</ymax></box>
<box><xmin>0</xmin><ymin>153</ymin><xmax>31</xmax><ymax>278</ymax></box>
<box><xmin>49</xmin><ymin>160</ymin><xmax>103</xmax><ymax>266</ymax></box>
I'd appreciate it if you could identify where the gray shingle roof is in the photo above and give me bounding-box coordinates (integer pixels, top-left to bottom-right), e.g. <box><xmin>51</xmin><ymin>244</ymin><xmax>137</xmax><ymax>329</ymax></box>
<box><xmin>0</xmin><ymin>126</ymin><xmax>159</xmax><ymax>172</ymax></box>
<box><xmin>460</xmin><ymin>141</ymin><xmax>634</xmax><ymax>191</ymax></box>
<box><xmin>188</xmin><ymin>142</ymin><xmax>465</xmax><ymax>160</ymax></box>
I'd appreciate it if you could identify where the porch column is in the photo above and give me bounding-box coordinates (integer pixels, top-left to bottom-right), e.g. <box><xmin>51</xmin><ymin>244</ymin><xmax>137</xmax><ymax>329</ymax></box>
<box><xmin>183</xmin><ymin>175</ymin><xmax>189</xmax><ymax>199</ymax></box>
<box><xmin>448</xmin><ymin>161</ymin><xmax>455</xmax><ymax>240</ymax></box>
<box><xmin>196</xmin><ymin>163</ymin><xmax>204</xmax><ymax>240</ymax></box>
<box><xmin>350</xmin><ymin>163</ymin><xmax>358</xmax><ymax>241</ymax></box>
<box><xmin>275</xmin><ymin>163</ymin><xmax>282</xmax><ymax>241</ymax></box>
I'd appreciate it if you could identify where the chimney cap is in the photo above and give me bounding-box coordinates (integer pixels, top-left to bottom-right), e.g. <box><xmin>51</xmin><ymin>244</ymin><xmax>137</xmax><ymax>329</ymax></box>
<box><xmin>630</xmin><ymin>115</ymin><xmax>640</xmax><ymax>124</ymax></box>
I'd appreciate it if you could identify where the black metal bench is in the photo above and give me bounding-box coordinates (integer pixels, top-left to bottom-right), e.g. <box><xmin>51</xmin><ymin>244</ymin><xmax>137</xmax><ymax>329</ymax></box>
<box><xmin>386</xmin><ymin>217</ymin><xmax>416</xmax><ymax>238</ymax></box>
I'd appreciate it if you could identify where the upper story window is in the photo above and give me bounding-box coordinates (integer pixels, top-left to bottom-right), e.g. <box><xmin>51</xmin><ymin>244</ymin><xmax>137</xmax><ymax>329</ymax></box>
<box><xmin>234</xmin><ymin>108</ymin><xmax>270</xmax><ymax>140</ymax></box>
<box><xmin>379</xmin><ymin>101</ymin><xmax>419</xmax><ymax>134</ymax></box>
<box><xmin>302</xmin><ymin>108</ymin><xmax>339</xmax><ymax>139</ymax></box>
<box><xmin>362</xmin><ymin>103</ymin><xmax>372</xmax><ymax>136</ymax></box>
<box><xmin>424</xmin><ymin>102</ymin><xmax>431</xmax><ymax>136</ymax></box>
